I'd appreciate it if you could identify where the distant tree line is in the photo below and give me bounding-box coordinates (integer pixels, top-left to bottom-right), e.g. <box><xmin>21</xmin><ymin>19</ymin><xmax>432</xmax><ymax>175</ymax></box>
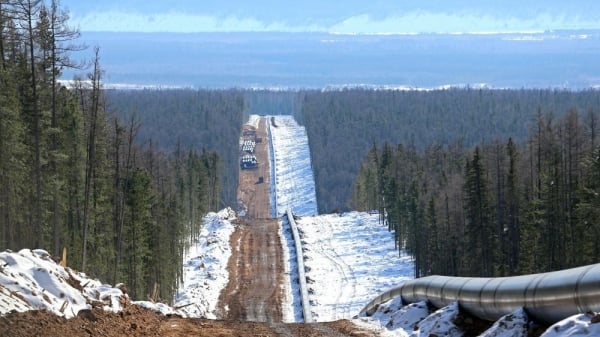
<box><xmin>0</xmin><ymin>0</ymin><xmax>222</xmax><ymax>302</ymax></box>
<box><xmin>352</xmin><ymin>108</ymin><xmax>600</xmax><ymax>277</ymax></box>
<box><xmin>295</xmin><ymin>88</ymin><xmax>600</xmax><ymax>213</ymax></box>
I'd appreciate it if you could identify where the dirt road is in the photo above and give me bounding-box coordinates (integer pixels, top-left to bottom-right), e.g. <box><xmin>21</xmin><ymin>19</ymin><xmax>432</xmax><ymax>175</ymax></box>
<box><xmin>218</xmin><ymin>218</ymin><xmax>283</xmax><ymax>322</ymax></box>
<box><xmin>216</xmin><ymin>116</ymin><xmax>284</xmax><ymax>322</ymax></box>
<box><xmin>237</xmin><ymin>117</ymin><xmax>271</xmax><ymax>219</ymax></box>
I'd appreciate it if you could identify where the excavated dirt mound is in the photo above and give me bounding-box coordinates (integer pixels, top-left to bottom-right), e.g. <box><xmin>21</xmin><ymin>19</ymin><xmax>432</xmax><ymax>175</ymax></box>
<box><xmin>0</xmin><ymin>304</ymin><xmax>162</xmax><ymax>337</ymax></box>
<box><xmin>0</xmin><ymin>306</ymin><xmax>378</xmax><ymax>337</ymax></box>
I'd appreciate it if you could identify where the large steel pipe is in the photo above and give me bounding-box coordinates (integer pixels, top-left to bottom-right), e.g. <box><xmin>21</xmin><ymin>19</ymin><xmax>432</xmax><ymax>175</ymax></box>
<box><xmin>360</xmin><ymin>263</ymin><xmax>600</xmax><ymax>323</ymax></box>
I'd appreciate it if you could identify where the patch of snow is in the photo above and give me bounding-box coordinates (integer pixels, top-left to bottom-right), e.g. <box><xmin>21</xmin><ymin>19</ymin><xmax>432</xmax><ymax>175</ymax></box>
<box><xmin>270</xmin><ymin>115</ymin><xmax>318</xmax><ymax>217</ymax></box>
<box><xmin>0</xmin><ymin>249</ymin><xmax>126</xmax><ymax>318</ymax></box>
<box><xmin>369</xmin><ymin>299</ymin><xmax>431</xmax><ymax>333</ymax></box>
<box><xmin>541</xmin><ymin>312</ymin><xmax>600</xmax><ymax>337</ymax></box>
<box><xmin>173</xmin><ymin>208</ymin><xmax>236</xmax><ymax>319</ymax></box>
<box><xmin>133</xmin><ymin>300</ymin><xmax>178</xmax><ymax>316</ymax></box>
<box><xmin>246</xmin><ymin>115</ymin><xmax>260</xmax><ymax>128</ymax></box>
<box><xmin>480</xmin><ymin>308</ymin><xmax>529</xmax><ymax>337</ymax></box>
<box><xmin>352</xmin><ymin>316</ymin><xmax>410</xmax><ymax>337</ymax></box>
<box><xmin>295</xmin><ymin>212</ymin><xmax>413</xmax><ymax>322</ymax></box>
<box><xmin>410</xmin><ymin>302</ymin><xmax>463</xmax><ymax>337</ymax></box>
<box><xmin>268</xmin><ymin>114</ymin><xmax>414</xmax><ymax>324</ymax></box>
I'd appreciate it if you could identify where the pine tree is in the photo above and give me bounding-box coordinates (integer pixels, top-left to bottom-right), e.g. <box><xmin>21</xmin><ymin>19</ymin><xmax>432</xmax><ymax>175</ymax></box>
<box><xmin>15</xmin><ymin>0</ymin><xmax>44</xmax><ymax>248</ymax></box>
<box><xmin>123</xmin><ymin>168</ymin><xmax>154</xmax><ymax>299</ymax></box>
<box><xmin>505</xmin><ymin>138</ymin><xmax>520</xmax><ymax>275</ymax></box>
<box><xmin>0</xmin><ymin>64</ymin><xmax>27</xmax><ymax>249</ymax></box>
<box><xmin>36</xmin><ymin>0</ymin><xmax>83</xmax><ymax>255</ymax></box>
<box><xmin>575</xmin><ymin>148</ymin><xmax>600</xmax><ymax>264</ymax></box>
<box><xmin>463</xmin><ymin>147</ymin><xmax>495</xmax><ymax>276</ymax></box>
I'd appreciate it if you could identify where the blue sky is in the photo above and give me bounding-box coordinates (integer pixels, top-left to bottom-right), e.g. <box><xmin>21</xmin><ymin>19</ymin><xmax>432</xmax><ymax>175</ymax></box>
<box><xmin>62</xmin><ymin>0</ymin><xmax>600</xmax><ymax>33</ymax></box>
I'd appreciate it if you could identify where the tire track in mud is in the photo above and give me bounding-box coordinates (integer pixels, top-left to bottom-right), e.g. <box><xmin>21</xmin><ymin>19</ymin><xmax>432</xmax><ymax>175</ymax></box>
<box><xmin>217</xmin><ymin>219</ymin><xmax>283</xmax><ymax>322</ymax></box>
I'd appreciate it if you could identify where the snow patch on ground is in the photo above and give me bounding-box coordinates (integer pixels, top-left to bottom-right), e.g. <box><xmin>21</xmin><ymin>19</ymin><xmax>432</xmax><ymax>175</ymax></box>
<box><xmin>270</xmin><ymin>115</ymin><xmax>318</xmax><ymax>217</ymax></box>
<box><xmin>295</xmin><ymin>212</ymin><xmax>413</xmax><ymax>322</ymax></box>
<box><xmin>480</xmin><ymin>308</ymin><xmax>529</xmax><ymax>337</ymax></box>
<box><xmin>409</xmin><ymin>302</ymin><xmax>462</xmax><ymax>337</ymax></box>
<box><xmin>0</xmin><ymin>248</ymin><xmax>127</xmax><ymax>318</ymax></box>
<box><xmin>541</xmin><ymin>313</ymin><xmax>600</xmax><ymax>337</ymax></box>
<box><xmin>366</xmin><ymin>298</ymin><xmax>431</xmax><ymax>333</ymax></box>
<box><xmin>0</xmin><ymin>208</ymin><xmax>236</xmax><ymax>320</ymax></box>
<box><xmin>173</xmin><ymin>208</ymin><xmax>236</xmax><ymax>318</ymax></box>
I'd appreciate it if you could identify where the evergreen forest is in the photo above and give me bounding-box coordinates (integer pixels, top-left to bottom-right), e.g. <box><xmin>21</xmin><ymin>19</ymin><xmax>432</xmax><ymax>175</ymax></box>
<box><xmin>0</xmin><ymin>0</ymin><xmax>226</xmax><ymax>303</ymax></box>
<box><xmin>352</xmin><ymin>108</ymin><xmax>600</xmax><ymax>277</ymax></box>
<box><xmin>295</xmin><ymin>89</ymin><xmax>600</xmax><ymax>213</ymax></box>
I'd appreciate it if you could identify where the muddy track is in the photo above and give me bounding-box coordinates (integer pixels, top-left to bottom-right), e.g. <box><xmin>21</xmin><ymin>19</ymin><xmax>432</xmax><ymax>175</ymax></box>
<box><xmin>218</xmin><ymin>116</ymin><xmax>284</xmax><ymax>322</ymax></box>
<box><xmin>237</xmin><ymin>117</ymin><xmax>271</xmax><ymax>219</ymax></box>
<box><xmin>218</xmin><ymin>218</ymin><xmax>283</xmax><ymax>322</ymax></box>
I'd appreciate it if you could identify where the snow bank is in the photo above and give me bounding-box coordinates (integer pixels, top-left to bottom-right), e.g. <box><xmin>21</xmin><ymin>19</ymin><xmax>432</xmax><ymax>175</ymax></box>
<box><xmin>0</xmin><ymin>249</ymin><xmax>126</xmax><ymax>318</ymax></box>
<box><xmin>270</xmin><ymin>115</ymin><xmax>318</xmax><ymax>217</ymax></box>
<box><xmin>0</xmin><ymin>208</ymin><xmax>236</xmax><ymax>320</ymax></box>
<box><xmin>173</xmin><ymin>207</ymin><xmax>236</xmax><ymax>318</ymax></box>
<box><xmin>267</xmin><ymin>115</ymin><xmax>414</xmax><ymax>323</ymax></box>
<box><xmin>367</xmin><ymin>298</ymin><xmax>431</xmax><ymax>333</ymax></box>
<box><xmin>279</xmin><ymin>217</ymin><xmax>303</xmax><ymax>322</ymax></box>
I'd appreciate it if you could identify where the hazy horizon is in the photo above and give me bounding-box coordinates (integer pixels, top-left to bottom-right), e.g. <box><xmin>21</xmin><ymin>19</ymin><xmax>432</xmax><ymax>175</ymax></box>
<box><xmin>62</xmin><ymin>30</ymin><xmax>600</xmax><ymax>90</ymax></box>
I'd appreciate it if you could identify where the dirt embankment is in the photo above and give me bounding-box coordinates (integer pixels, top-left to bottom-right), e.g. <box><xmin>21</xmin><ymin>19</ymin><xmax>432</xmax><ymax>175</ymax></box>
<box><xmin>0</xmin><ymin>305</ymin><xmax>375</xmax><ymax>337</ymax></box>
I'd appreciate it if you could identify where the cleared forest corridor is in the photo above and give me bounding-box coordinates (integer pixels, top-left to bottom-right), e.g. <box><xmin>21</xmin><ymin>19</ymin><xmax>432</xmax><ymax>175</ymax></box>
<box><xmin>214</xmin><ymin>116</ymin><xmax>378</xmax><ymax>336</ymax></box>
<box><xmin>217</xmin><ymin>116</ymin><xmax>284</xmax><ymax>322</ymax></box>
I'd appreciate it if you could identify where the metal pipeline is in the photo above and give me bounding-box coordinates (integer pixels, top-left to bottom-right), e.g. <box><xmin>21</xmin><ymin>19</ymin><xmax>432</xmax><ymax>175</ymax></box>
<box><xmin>360</xmin><ymin>263</ymin><xmax>600</xmax><ymax>324</ymax></box>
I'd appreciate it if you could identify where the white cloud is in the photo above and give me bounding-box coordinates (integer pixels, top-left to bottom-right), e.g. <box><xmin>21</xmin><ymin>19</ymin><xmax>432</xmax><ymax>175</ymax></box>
<box><xmin>72</xmin><ymin>10</ymin><xmax>324</xmax><ymax>32</ymax></box>
<box><xmin>71</xmin><ymin>10</ymin><xmax>600</xmax><ymax>33</ymax></box>
<box><xmin>329</xmin><ymin>11</ymin><xmax>600</xmax><ymax>34</ymax></box>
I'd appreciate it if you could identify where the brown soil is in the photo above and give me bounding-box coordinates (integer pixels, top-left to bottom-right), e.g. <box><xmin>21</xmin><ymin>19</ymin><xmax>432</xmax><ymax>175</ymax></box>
<box><xmin>0</xmin><ymin>305</ymin><xmax>374</xmax><ymax>337</ymax></box>
<box><xmin>237</xmin><ymin>117</ymin><xmax>271</xmax><ymax>219</ymax></box>
<box><xmin>217</xmin><ymin>218</ymin><xmax>283</xmax><ymax>322</ymax></box>
<box><xmin>0</xmin><ymin>116</ymin><xmax>381</xmax><ymax>336</ymax></box>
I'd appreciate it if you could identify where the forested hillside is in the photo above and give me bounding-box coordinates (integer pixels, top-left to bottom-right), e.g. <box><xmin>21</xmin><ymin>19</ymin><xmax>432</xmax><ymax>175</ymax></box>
<box><xmin>296</xmin><ymin>89</ymin><xmax>600</xmax><ymax>212</ymax></box>
<box><xmin>353</xmin><ymin>108</ymin><xmax>600</xmax><ymax>278</ymax></box>
<box><xmin>0</xmin><ymin>0</ymin><xmax>220</xmax><ymax>303</ymax></box>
